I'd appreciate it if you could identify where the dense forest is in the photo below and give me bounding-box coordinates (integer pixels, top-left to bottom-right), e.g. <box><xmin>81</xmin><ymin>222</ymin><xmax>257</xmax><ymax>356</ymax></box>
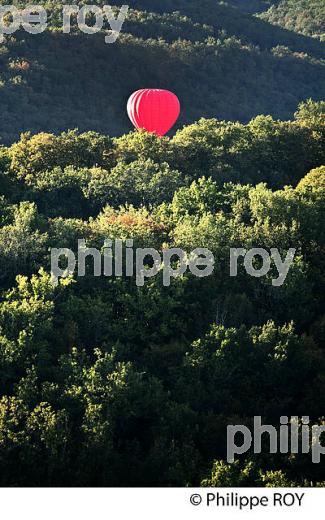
<box><xmin>260</xmin><ymin>1</ymin><xmax>325</xmax><ymax>40</ymax></box>
<box><xmin>0</xmin><ymin>99</ymin><xmax>324</xmax><ymax>486</ymax></box>
<box><xmin>0</xmin><ymin>0</ymin><xmax>324</xmax><ymax>142</ymax></box>
<box><xmin>0</xmin><ymin>0</ymin><xmax>324</xmax><ymax>488</ymax></box>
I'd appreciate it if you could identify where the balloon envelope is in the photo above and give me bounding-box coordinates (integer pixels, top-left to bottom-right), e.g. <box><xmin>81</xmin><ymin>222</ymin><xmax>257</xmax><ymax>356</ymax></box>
<box><xmin>127</xmin><ymin>89</ymin><xmax>180</xmax><ymax>136</ymax></box>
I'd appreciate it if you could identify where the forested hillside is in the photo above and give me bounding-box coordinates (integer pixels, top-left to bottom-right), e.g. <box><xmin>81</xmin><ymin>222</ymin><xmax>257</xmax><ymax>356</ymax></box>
<box><xmin>0</xmin><ymin>0</ymin><xmax>324</xmax><ymax>489</ymax></box>
<box><xmin>260</xmin><ymin>0</ymin><xmax>325</xmax><ymax>40</ymax></box>
<box><xmin>0</xmin><ymin>100</ymin><xmax>324</xmax><ymax>486</ymax></box>
<box><xmin>0</xmin><ymin>0</ymin><xmax>324</xmax><ymax>142</ymax></box>
<box><xmin>223</xmin><ymin>0</ymin><xmax>278</xmax><ymax>15</ymax></box>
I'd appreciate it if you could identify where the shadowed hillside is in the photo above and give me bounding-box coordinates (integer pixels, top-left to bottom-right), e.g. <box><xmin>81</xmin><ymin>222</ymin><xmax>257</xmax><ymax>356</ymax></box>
<box><xmin>0</xmin><ymin>0</ymin><xmax>324</xmax><ymax>143</ymax></box>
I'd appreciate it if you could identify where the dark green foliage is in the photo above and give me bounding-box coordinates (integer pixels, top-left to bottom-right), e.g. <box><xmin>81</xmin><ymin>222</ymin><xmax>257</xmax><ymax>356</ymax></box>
<box><xmin>260</xmin><ymin>0</ymin><xmax>325</xmax><ymax>40</ymax></box>
<box><xmin>0</xmin><ymin>1</ymin><xmax>324</xmax><ymax>142</ymax></box>
<box><xmin>0</xmin><ymin>98</ymin><xmax>324</xmax><ymax>486</ymax></box>
<box><xmin>0</xmin><ymin>0</ymin><xmax>324</xmax><ymax>488</ymax></box>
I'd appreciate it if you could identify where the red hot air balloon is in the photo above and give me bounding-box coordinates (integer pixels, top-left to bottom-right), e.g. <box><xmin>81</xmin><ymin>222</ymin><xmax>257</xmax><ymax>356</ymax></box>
<box><xmin>127</xmin><ymin>89</ymin><xmax>180</xmax><ymax>137</ymax></box>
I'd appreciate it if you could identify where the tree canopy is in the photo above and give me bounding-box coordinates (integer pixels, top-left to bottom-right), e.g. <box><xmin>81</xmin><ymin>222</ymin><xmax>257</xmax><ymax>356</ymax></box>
<box><xmin>0</xmin><ymin>100</ymin><xmax>324</xmax><ymax>486</ymax></box>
